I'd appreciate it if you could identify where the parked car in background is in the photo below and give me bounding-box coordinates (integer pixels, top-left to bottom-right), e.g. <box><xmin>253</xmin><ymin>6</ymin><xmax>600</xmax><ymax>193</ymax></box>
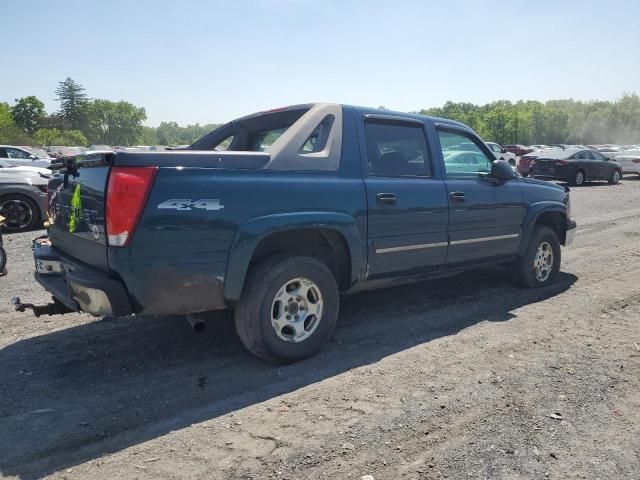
<box><xmin>0</xmin><ymin>172</ymin><xmax>48</xmax><ymax>232</ymax></box>
<box><xmin>0</xmin><ymin>145</ymin><xmax>53</xmax><ymax>169</ymax></box>
<box><xmin>0</xmin><ymin>159</ymin><xmax>51</xmax><ymax>176</ymax></box>
<box><xmin>504</xmin><ymin>144</ymin><xmax>533</xmax><ymax>157</ymax></box>
<box><xmin>610</xmin><ymin>150</ymin><xmax>640</xmax><ymax>177</ymax></box>
<box><xmin>518</xmin><ymin>147</ymin><xmax>565</xmax><ymax>176</ymax></box>
<box><xmin>486</xmin><ymin>142</ymin><xmax>517</xmax><ymax>166</ymax></box>
<box><xmin>532</xmin><ymin>148</ymin><xmax>622</xmax><ymax>186</ymax></box>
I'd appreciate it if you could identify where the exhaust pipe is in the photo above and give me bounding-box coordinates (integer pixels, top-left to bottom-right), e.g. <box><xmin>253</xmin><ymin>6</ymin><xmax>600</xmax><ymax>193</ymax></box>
<box><xmin>186</xmin><ymin>313</ymin><xmax>206</xmax><ymax>332</ymax></box>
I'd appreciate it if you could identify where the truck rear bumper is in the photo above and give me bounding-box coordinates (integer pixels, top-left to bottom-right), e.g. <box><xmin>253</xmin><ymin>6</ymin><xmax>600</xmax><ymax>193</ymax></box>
<box><xmin>34</xmin><ymin>242</ymin><xmax>133</xmax><ymax>317</ymax></box>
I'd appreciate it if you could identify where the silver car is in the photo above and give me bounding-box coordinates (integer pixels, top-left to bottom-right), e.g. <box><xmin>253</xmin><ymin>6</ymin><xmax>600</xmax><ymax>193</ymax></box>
<box><xmin>0</xmin><ymin>145</ymin><xmax>53</xmax><ymax>169</ymax></box>
<box><xmin>0</xmin><ymin>172</ymin><xmax>48</xmax><ymax>232</ymax></box>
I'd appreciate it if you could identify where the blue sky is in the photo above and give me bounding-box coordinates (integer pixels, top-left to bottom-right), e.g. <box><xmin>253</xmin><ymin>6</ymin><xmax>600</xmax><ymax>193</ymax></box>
<box><xmin>2</xmin><ymin>0</ymin><xmax>639</xmax><ymax>126</ymax></box>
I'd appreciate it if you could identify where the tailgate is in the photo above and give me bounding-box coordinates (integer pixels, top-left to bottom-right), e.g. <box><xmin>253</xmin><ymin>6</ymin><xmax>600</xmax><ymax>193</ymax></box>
<box><xmin>48</xmin><ymin>152</ymin><xmax>112</xmax><ymax>271</ymax></box>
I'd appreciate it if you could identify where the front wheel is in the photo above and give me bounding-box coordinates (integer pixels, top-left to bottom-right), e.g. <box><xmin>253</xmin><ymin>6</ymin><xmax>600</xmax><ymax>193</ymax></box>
<box><xmin>608</xmin><ymin>169</ymin><xmax>621</xmax><ymax>185</ymax></box>
<box><xmin>235</xmin><ymin>255</ymin><xmax>339</xmax><ymax>363</ymax></box>
<box><xmin>513</xmin><ymin>226</ymin><xmax>561</xmax><ymax>288</ymax></box>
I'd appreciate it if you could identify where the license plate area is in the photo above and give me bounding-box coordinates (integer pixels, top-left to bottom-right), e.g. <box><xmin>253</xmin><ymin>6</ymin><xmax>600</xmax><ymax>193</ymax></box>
<box><xmin>35</xmin><ymin>259</ymin><xmax>65</xmax><ymax>274</ymax></box>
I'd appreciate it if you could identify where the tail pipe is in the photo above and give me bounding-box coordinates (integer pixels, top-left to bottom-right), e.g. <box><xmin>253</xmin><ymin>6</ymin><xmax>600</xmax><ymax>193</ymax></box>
<box><xmin>186</xmin><ymin>313</ymin><xmax>206</xmax><ymax>332</ymax></box>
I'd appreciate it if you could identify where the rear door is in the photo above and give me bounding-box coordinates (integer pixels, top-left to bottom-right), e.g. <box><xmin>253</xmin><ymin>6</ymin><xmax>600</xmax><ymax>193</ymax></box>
<box><xmin>48</xmin><ymin>152</ymin><xmax>111</xmax><ymax>270</ymax></box>
<box><xmin>436</xmin><ymin>126</ymin><xmax>526</xmax><ymax>266</ymax></box>
<box><xmin>362</xmin><ymin>115</ymin><xmax>448</xmax><ymax>279</ymax></box>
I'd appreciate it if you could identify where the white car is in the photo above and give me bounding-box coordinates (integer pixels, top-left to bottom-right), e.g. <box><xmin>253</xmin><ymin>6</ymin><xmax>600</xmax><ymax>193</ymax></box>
<box><xmin>0</xmin><ymin>145</ymin><xmax>53</xmax><ymax>169</ymax></box>
<box><xmin>611</xmin><ymin>150</ymin><xmax>640</xmax><ymax>177</ymax></box>
<box><xmin>0</xmin><ymin>159</ymin><xmax>51</xmax><ymax>176</ymax></box>
<box><xmin>486</xmin><ymin>142</ymin><xmax>517</xmax><ymax>166</ymax></box>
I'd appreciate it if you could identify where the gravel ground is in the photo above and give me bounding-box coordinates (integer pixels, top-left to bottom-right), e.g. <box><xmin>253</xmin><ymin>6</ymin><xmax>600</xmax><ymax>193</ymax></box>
<box><xmin>1</xmin><ymin>178</ymin><xmax>639</xmax><ymax>480</ymax></box>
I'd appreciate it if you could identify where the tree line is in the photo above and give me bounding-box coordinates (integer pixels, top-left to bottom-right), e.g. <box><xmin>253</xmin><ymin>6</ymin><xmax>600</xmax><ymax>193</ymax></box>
<box><xmin>1</xmin><ymin>77</ymin><xmax>638</xmax><ymax>147</ymax></box>
<box><xmin>419</xmin><ymin>94</ymin><xmax>640</xmax><ymax>146</ymax></box>
<box><xmin>0</xmin><ymin>78</ymin><xmax>219</xmax><ymax>147</ymax></box>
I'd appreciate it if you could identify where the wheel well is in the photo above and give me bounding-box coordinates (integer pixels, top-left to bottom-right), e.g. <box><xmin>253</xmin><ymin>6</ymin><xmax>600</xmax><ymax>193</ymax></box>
<box><xmin>535</xmin><ymin>211</ymin><xmax>566</xmax><ymax>245</ymax></box>
<box><xmin>249</xmin><ymin>228</ymin><xmax>352</xmax><ymax>291</ymax></box>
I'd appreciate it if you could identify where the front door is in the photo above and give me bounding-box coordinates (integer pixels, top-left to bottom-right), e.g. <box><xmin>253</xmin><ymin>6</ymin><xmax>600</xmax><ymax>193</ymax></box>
<box><xmin>436</xmin><ymin>127</ymin><xmax>526</xmax><ymax>266</ymax></box>
<box><xmin>363</xmin><ymin>116</ymin><xmax>449</xmax><ymax>279</ymax></box>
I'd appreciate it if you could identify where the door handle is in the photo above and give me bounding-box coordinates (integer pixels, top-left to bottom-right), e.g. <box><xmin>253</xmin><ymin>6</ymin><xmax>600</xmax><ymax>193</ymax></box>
<box><xmin>449</xmin><ymin>191</ymin><xmax>466</xmax><ymax>202</ymax></box>
<box><xmin>376</xmin><ymin>193</ymin><xmax>397</xmax><ymax>205</ymax></box>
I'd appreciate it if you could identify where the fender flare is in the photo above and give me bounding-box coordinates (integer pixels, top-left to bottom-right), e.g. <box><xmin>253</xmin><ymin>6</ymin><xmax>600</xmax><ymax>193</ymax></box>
<box><xmin>224</xmin><ymin>211</ymin><xmax>365</xmax><ymax>303</ymax></box>
<box><xmin>518</xmin><ymin>202</ymin><xmax>568</xmax><ymax>255</ymax></box>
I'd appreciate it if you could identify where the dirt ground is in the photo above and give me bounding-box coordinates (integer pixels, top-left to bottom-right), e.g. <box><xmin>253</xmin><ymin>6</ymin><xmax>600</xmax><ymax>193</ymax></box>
<box><xmin>1</xmin><ymin>178</ymin><xmax>639</xmax><ymax>480</ymax></box>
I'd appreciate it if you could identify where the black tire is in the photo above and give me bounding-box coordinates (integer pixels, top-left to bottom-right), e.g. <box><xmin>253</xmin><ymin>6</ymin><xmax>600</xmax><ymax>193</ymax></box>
<box><xmin>508</xmin><ymin>159</ymin><xmax>516</xmax><ymax>167</ymax></box>
<box><xmin>0</xmin><ymin>246</ymin><xmax>6</xmax><ymax>275</ymax></box>
<box><xmin>608</xmin><ymin>169</ymin><xmax>621</xmax><ymax>185</ymax></box>
<box><xmin>513</xmin><ymin>225</ymin><xmax>561</xmax><ymax>288</ymax></box>
<box><xmin>571</xmin><ymin>169</ymin><xmax>585</xmax><ymax>186</ymax></box>
<box><xmin>0</xmin><ymin>195</ymin><xmax>41</xmax><ymax>232</ymax></box>
<box><xmin>235</xmin><ymin>255</ymin><xmax>339</xmax><ymax>364</ymax></box>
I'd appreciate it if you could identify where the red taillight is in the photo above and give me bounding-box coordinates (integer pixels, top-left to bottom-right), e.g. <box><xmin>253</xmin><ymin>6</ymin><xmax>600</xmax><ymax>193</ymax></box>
<box><xmin>106</xmin><ymin>166</ymin><xmax>158</xmax><ymax>247</ymax></box>
<box><xmin>554</xmin><ymin>160</ymin><xmax>569</xmax><ymax>166</ymax></box>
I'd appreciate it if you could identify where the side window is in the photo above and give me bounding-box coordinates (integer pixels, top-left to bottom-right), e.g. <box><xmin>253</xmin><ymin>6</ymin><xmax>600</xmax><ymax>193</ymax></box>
<box><xmin>214</xmin><ymin>135</ymin><xmax>234</xmax><ymax>151</ymax></box>
<box><xmin>0</xmin><ymin>148</ymin><xmax>7</xmax><ymax>158</ymax></box>
<box><xmin>575</xmin><ymin>151</ymin><xmax>591</xmax><ymax>160</ymax></box>
<box><xmin>489</xmin><ymin>143</ymin><xmax>502</xmax><ymax>153</ymax></box>
<box><xmin>591</xmin><ymin>151</ymin><xmax>606</xmax><ymax>161</ymax></box>
<box><xmin>437</xmin><ymin>130</ymin><xmax>493</xmax><ymax>177</ymax></box>
<box><xmin>6</xmin><ymin>148</ymin><xmax>31</xmax><ymax>159</ymax></box>
<box><xmin>301</xmin><ymin>115</ymin><xmax>334</xmax><ymax>154</ymax></box>
<box><xmin>364</xmin><ymin>120</ymin><xmax>431</xmax><ymax>177</ymax></box>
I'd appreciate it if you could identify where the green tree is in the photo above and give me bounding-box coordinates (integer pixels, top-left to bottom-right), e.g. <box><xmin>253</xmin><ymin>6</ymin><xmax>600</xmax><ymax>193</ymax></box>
<box><xmin>137</xmin><ymin>126</ymin><xmax>158</xmax><ymax>145</ymax></box>
<box><xmin>34</xmin><ymin>128</ymin><xmax>87</xmax><ymax>146</ymax></box>
<box><xmin>11</xmin><ymin>96</ymin><xmax>46</xmax><ymax>135</ymax></box>
<box><xmin>55</xmin><ymin>77</ymin><xmax>89</xmax><ymax>131</ymax></box>
<box><xmin>0</xmin><ymin>102</ymin><xmax>33</xmax><ymax>144</ymax></box>
<box><xmin>85</xmin><ymin>99</ymin><xmax>147</xmax><ymax>145</ymax></box>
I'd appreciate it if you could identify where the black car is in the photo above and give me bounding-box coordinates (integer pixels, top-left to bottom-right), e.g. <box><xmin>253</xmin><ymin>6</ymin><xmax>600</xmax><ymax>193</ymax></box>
<box><xmin>532</xmin><ymin>148</ymin><xmax>622</xmax><ymax>186</ymax></box>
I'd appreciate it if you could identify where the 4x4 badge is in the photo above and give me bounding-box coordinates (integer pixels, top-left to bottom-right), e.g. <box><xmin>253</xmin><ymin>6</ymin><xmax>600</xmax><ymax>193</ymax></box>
<box><xmin>157</xmin><ymin>199</ymin><xmax>224</xmax><ymax>211</ymax></box>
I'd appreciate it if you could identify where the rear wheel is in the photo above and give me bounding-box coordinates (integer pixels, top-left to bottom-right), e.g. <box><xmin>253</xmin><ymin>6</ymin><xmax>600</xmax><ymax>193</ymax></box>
<box><xmin>235</xmin><ymin>255</ymin><xmax>339</xmax><ymax>363</ymax></box>
<box><xmin>608</xmin><ymin>169</ymin><xmax>621</xmax><ymax>185</ymax></box>
<box><xmin>0</xmin><ymin>195</ymin><xmax>41</xmax><ymax>232</ymax></box>
<box><xmin>572</xmin><ymin>169</ymin><xmax>585</xmax><ymax>186</ymax></box>
<box><xmin>513</xmin><ymin>225</ymin><xmax>561</xmax><ymax>288</ymax></box>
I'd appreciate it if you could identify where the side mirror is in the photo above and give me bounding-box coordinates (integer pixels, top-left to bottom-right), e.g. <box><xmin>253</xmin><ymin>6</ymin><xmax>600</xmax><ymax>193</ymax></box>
<box><xmin>491</xmin><ymin>160</ymin><xmax>516</xmax><ymax>181</ymax></box>
<box><xmin>29</xmin><ymin>154</ymin><xmax>37</xmax><ymax>160</ymax></box>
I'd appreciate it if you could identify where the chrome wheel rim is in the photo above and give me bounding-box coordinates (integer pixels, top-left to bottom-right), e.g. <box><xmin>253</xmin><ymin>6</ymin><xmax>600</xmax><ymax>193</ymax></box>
<box><xmin>0</xmin><ymin>199</ymin><xmax>33</xmax><ymax>231</ymax></box>
<box><xmin>533</xmin><ymin>241</ymin><xmax>553</xmax><ymax>282</ymax></box>
<box><xmin>271</xmin><ymin>277</ymin><xmax>323</xmax><ymax>343</ymax></box>
<box><xmin>613</xmin><ymin>171</ymin><xmax>620</xmax><ymax>183</ymax></box>
<box><xmin>575</xmin><ymin>171</ymin><xmax>584</xmax><ymax>185</ymax></box>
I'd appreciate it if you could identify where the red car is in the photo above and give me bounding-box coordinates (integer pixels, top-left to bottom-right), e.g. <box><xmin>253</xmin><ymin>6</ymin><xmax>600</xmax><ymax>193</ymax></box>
<box><xmin>504</xmin><ymin>144</ymin><xmax>534</xmax><ymax>157</ymax></box>
<box><xmin>517</xmin><ymin>152</ymin><xmax>540</xmax><ymax>176</ymax></box>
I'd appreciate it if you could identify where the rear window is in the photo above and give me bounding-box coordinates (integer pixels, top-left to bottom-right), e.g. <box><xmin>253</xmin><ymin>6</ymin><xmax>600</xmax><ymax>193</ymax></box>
<box><xmin>191</xmin><ymin>107</ymin><xmax>311</xmax><ymax>152</ymax></box>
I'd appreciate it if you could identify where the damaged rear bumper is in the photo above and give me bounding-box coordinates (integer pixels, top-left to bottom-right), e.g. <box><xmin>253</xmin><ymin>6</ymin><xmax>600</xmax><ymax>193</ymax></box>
<box><xmin>30</xmin><ymin>239</ymin><xmax>133</xmax><ymax>317</ymax></box>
